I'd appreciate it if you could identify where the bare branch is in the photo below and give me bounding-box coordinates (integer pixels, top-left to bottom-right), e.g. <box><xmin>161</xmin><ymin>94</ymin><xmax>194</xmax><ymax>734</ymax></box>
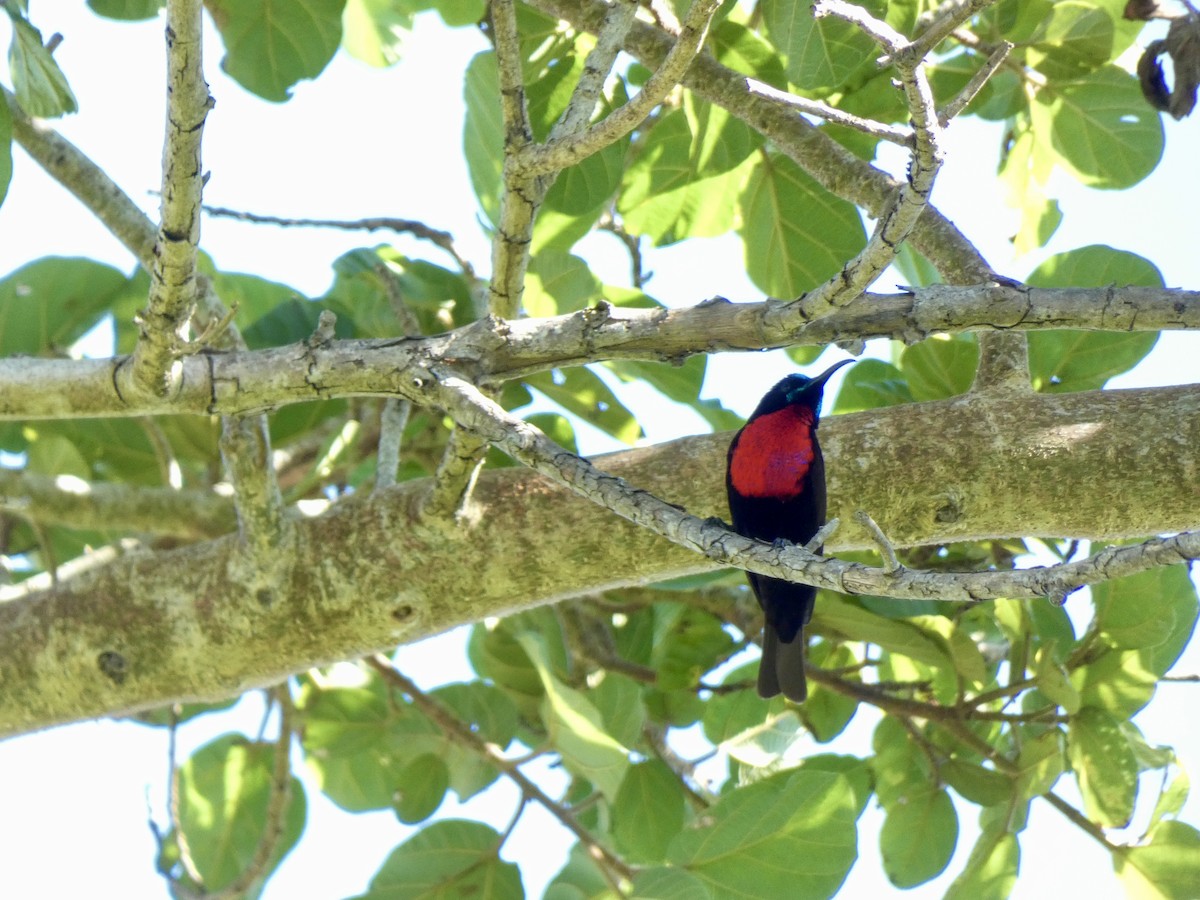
<box><xmin>0</xmin><ymin>468</ymin><xmax>235</xmax><ymax>538</ymax></box>
<box><xmin>128</xmin><ymin>0</ymin><xmax>213</xmax><ymax>398</ymax></box>
<box><xmin>2</xmin><ymin>284</ymin><xmax>1199</xmax><ymax>421</ymax></box>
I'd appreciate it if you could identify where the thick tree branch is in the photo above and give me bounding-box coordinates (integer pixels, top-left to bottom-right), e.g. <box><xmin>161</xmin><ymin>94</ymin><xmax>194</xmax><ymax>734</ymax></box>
<box><xmin>3</xmin><ymin>384</ymin><xmax>1196</xmax><ymax>735</ymax></box>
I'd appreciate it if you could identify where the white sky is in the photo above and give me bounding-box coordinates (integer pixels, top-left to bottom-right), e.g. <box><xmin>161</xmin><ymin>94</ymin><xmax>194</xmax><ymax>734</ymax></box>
<box><xmin>0</xmin><ymin>5</ymin><xmax>1198</xmax><ymax>899</ymax></box>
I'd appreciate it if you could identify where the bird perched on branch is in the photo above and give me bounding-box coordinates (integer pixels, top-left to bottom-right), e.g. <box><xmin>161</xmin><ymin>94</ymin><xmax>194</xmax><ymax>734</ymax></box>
<box><xmin>725</xmin><ymin>360</ymin><xmax>850</xmax><ymax>702</ymax></box>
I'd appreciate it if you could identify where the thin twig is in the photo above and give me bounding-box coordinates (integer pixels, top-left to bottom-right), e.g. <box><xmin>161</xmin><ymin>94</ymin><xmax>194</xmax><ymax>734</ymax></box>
<box><xmin>854</xmin><ymin>510</ymin><xmax>902</xmax><ymax>573</ymax></box>
<box><xmin>199</xmin><ymin>205</ymin><xmax>472</xmax><ymax>270</ymax></box>
<box><xmin>1043</xmin><ymin>791</ymin><xmax>1119</xmax><ymax>852</ymax></box>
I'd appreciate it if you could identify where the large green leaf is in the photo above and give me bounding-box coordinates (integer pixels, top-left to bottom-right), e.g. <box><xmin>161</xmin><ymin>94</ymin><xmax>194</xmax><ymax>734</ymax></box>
<box><xmin>739</xmin><ymin>153</ymin><xmax>867</xmax><ymax>299</ymax></box>
<box><xmin>1030</xmin><ymin>66</ymin><xmax>1163</xmax><ymax>189</ymax></box>
<box><xmin>207</xmin><ymin>0</ymin><xmax>346</xmax><ymax>102</ymax></box>
<box><xmin>1068</xmin><ymin>707</ymin><xmax>1137</xmax><ymax>828</ymax></box>
<box><xmin>0</xmin><ymin>258</ymin><xmax>127</xmax><ymax>355</ymax></box>
<box><xmin>761</xmin><ymin>0</ymin><xmax>877</xmax><ymax>91</ymax></box>
<box><xmin>818</xmin><ymin>598</ymin><xmax>952</xmax><ymax>670</ymax></box>
<box><xmin>880</xmin><ymin>787</ymin><xmax>958</xmax><ymax>888</ymax></box>
<box><xmin>1027</xmin><ymin>1</ymin><xmax>1114</xmax><ymax>79</ymax></box>
<box><xmin>361</xmin><ymin>820</ymin><xmax>523</xmax><ymax>899</ymax></box>
<box><xmin>1092</xmin><ymin>566</ymin><xmax>1195</xmax><ymax>656</ymax></box>
<box><xmin>613</xmin><ymin>760</ymin><xmax>687</xmax><ymax>864</ymax></box>
<box><xmin>1026</xmin><ymin>245</ymin><xmax>1161</xmax><ymax>391</ymax></box>
<box><xmin>632</xmin><ymin>867</ymin><xmax>713</xmax><ymax>899</ymax></box>
<box><xmin>667</xmin><ymin>768</ymin><xmax>858</xmax><ymax>900</ymax></box>
<box><xmin>1116</xmin><ymin>821</ymin><xmax>1200</xmax><ymax>900</ymax></box>
<box><xmin>178</xmin><ymin>734</ymin><xmax>307</xmax><ymax>892</ymax></box>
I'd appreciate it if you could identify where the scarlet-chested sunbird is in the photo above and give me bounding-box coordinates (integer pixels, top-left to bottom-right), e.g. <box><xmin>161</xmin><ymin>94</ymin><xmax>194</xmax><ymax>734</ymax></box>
<box><xmin>725</xmin><ymin>360</ymin><xmax>850</xmax><ymax>702</ymax></box>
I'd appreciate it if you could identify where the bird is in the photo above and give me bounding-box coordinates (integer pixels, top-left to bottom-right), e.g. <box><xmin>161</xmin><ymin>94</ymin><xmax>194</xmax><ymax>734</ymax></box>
<box><xmin>725</xmin><ymin>360</ymin><xmax>851</xmax><ymax>702</ymax></box>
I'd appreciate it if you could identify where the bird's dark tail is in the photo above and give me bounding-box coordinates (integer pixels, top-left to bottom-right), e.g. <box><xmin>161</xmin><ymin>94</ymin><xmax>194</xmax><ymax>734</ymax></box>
<box><xmin>758</xmin><ymin>623</ymin><xmax>808</xmax><ymax>702</ymax></box>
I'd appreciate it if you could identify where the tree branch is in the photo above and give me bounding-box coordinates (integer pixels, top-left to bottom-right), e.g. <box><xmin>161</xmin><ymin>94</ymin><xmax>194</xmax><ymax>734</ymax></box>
<box><xmin>127</xmin><ymin>0</ymin><xmax>213</xmax><ymax>399</ymax></box>
<box><xmin>1</xmin><ymin>285</ymin><xmax>1196</xmax><ymax>420</ymax></box>
<box><xmin>2</xmin><ymin>384</ymin><xmax>1199</xmax><ymax>735</ymax></box>
<box><xmin>0</xmin><ymin>468</ymin><xmax>235</xmax><ymax>538</ymax></box>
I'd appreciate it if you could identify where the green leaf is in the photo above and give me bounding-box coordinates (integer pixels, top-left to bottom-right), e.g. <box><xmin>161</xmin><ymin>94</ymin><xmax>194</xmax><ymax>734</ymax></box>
<box><xmin>667</xmin><ymin>769</ymin><xmax>858</xmax><ymax>899</ymax></box>
<box><xmin>463</xmin><ymin>51</ymin><xmax>503</xmax><ymax>224</ymax></box>
<box><xmin>524</xmin><ymin>251</ymin><xmax>602</xmax><ymax>317</ymax></box>
<box><xmin>832</xmin><ymin>360</ymin><xmax>912</xmax><ymax>413</ymax></box>
<box><xmin>632</xmin><ymin>867</ymin><xmax>713</xmax><ymax>899</ymax></box>
<box><xmin>942</xmin><ymin>759</ymin><xmax>1013</xmax><ymax>807</ymax></box>
<box><xmin>651</xmin><ymin>605</ymin><xmax>737</xmax><ymax>692</ymax></box>
<box><xmin>206</xmin><ymin>0</ymin><xmax>345</xmax><ymax>102</ymax></box>
<box><xmin>0</xmin><ymin>257</ymin><xmax>127</xmax><ymax>355</ymax></box>
<box><xmin>1030</xmin><ymin>66</ymin><xmax>1163</xmax><ymax>189</ymax></box>
<box><xmin>393</xmin><ymin>753</ymin><xmax>449</xmax><ymax>824</ymax></box>
<box><xmin>1068</xmin><ymin>707</ymin><xmax>1137</xmax><ymax>827</ymax></box>
<box><xmin>432</xmin><ymin>682</ymin><xmax>519</xmax><ymax>751</ymax></box>
<box><xmin>801</xmin><ymin>644</ymin><xmax>859</xmax><ymax>742</ymax></box>
<box><xmin>523</xmin><ymin>367</ymin><xmax>643</xmax><ymax>445</ymax></box>
<box><xmin>178</xmin><ymin>735</ymin><xmax>307</xmax><ymax>892</ymax></box>
<box><xmin>362</xmin><ymin>820</ymin><xmax>523</xmax><ymax>899</ymax></box>
<box><xmin>1027</xmin><ymin>1</ymin><xmax>1114</xmax><ymax>79</ymax></box>
<box><xmin>518</xmin><ymin>633</ymin><xmax>629</xmax><ymax>800</ymax></box>
<box><xmin>614</xmin><ymin>760</ymin><xmax>687</xmax><ymax>864</ymax></box>
<box><xmin>0</xmin><ymin>87</ymin><xmax>12</xmax><ymax>209</ymax></box>
<box><xmin>900</xmin><ymin>337</ymin><xmax>978</xmax><ymax>401</ymax></box>
<box><xmin>618</xmin><ymin>106</ymin><xmax>754</xmax><ymax>245</ymax></box>
<box><xmin>944</xmin><ymin>827</ymin><xmax>1019</xmax><ymax>900</ymax></box>
<box><xmin>1014</xmin><ymin>728</ymin><xmax>1065</xmax><ymax>799</ymax></box>
<box><xmin>6</xmin><ymin>9</ymin><xmax>78</xmax><ymax>117</ymax></box>
<box><xmin>588</xmin><ymin>673</ymin><xmax>646</xmax><ymax>749</ymax></box>
<box><xmin>1033</xmin><ymin>643</ymin><xmax>1081</xmax><ymax>714</ymax></box>
<box><xmin>87</xmin><ymin>0</ymin><xmax>164</xmax><ymax>19</ymax></box>
<box><xmin>818</xmin><ymin>598</ymin><xmax>952</xmax><ymax>669</ymax></box>
<box><xmin>545</xmin><ymin>843</ymin><xmax>610</xmax><ymax>899</ymax></box>
<box><xmin>871</xmin><ymin>716</ymin><xmax>932</xmax><ymax>809</ymax></box>
<box><xmin>710</xmin><ymin>19</ymin><xmax>787</xmax><ymax>89</ymax></box>
<box><xmin>880</xmin><ymin>787</ymin><xmax>958</xmax><ymax>888</ymax></box>
<box><xmin>434</xmin><ymin>0</ymin><xmax>485</xmax><ymax>28</ymax></box>
<box><xmin>762</xmin><ymin>0</ymin><xmax>877</xmax><ymax>90</ymax></box>
<box><xmin>739</xmin><ymin>153</ymin><xmax>867</xmax><ymax>299</ymax></box>
<box><xmin>1116</xmin><ymin>821</ymin><xmax>1200</xmax><ymax>900</ymax></box>
<box><xmin>341</xmin><ymin>0</ymin><xmax>412</xmax><ymax>67</ymax></box>
<box><xmin>1026</xmin><ymin>246</ymin><xmax>1161</xmax><ymax>390</ymax></box>
<box><xmin>1074</xmin><ymin>648</ymin><xmax>1159</xmax><ymax>719</ymax></box>
<box><xmin>702</xmin><ymin>663</ymin><xmax>769</xmax><ymax>744</ymax></box>
<box><xmin>1092</xmin><ymin>567</ymin><xmax>1190</xmax><ymax>653</ymax></box>
<box><xmin>25</xmin><ymin>433</ymin><xmax>89</xmax><ymax>480</ymax></box>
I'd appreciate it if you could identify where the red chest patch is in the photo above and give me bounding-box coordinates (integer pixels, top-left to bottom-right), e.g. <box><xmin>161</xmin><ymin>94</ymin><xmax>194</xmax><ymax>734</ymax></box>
<box><xmin>729</xmin><ymin>406</ymin><xmax>817</xmax><ymax>498</ymax></box>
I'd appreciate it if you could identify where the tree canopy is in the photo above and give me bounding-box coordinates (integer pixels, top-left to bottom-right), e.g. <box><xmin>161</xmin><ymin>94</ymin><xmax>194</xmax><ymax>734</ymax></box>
<box><xmin>1</xmin><ymin>0</ymin><xmax>1198</xmax><ymax>897</ymax></box>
